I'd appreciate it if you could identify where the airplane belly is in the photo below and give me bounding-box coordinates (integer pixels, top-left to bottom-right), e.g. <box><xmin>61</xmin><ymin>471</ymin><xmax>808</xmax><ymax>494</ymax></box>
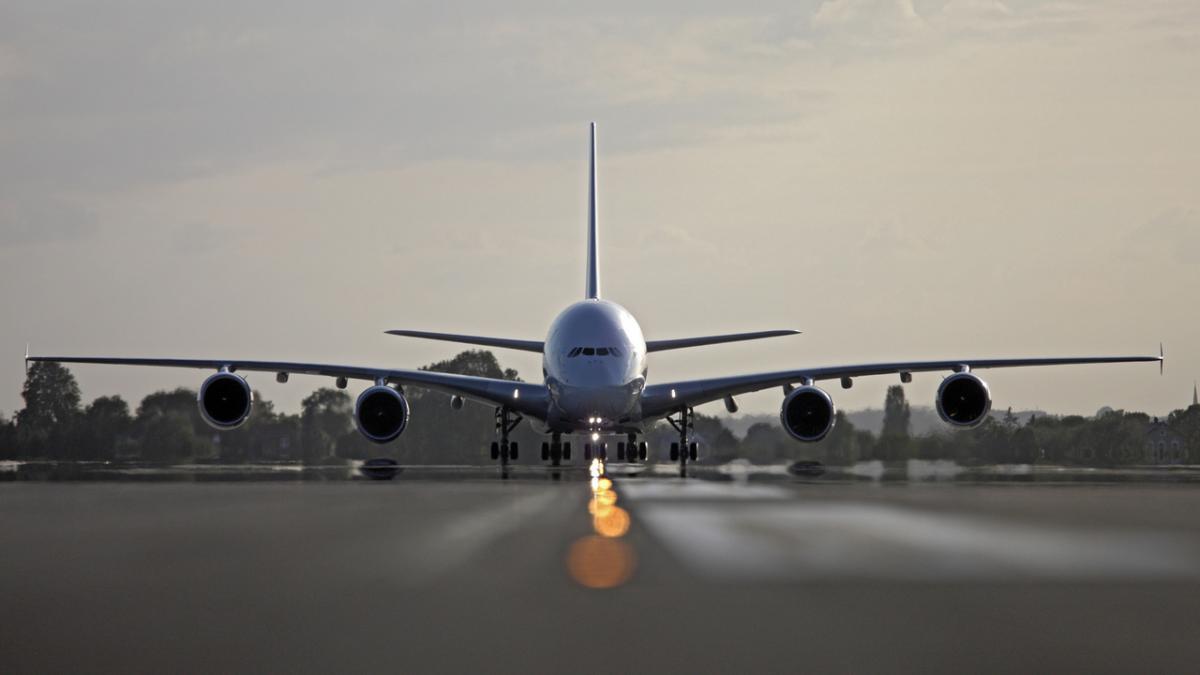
<box><xmin>549</xmin><ymin>380</ymin><xmax>643</xmax><ymax>428</ymax></box>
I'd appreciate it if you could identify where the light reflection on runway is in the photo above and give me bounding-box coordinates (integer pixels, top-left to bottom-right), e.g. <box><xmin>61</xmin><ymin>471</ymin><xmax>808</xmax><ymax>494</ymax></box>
<box><xmin>566</xmin><ymin>459</ymin><xmax>636</xmax><ymax>589</ymax></box>
<box><xmin>624</xmin><ymin>481</ymin><xmax>1200</xmax><ymax>582</ymax></box>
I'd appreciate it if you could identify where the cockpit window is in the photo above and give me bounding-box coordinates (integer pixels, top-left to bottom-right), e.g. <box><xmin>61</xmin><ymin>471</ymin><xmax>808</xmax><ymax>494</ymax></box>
<box><xmin>569</xmin><ymin>346</ymin><xmax>625</xmax><ymax>357</ymax></box>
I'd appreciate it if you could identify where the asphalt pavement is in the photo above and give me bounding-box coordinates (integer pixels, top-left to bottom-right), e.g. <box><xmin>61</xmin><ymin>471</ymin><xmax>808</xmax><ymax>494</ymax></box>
<box><xmin>3</xmin><ymin>464</ymin><xmax>1200</xmax><ymax>673</ymax></box>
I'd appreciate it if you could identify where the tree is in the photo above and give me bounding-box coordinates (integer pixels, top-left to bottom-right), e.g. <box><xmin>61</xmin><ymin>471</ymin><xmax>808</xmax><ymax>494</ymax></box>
<box><xmin>301</xmin><ymin>388</ymin><xmax>354</xmax><ymax>462</ymax></box>
<box><xmin>0</xmin><ymin>412</ymin><xmax>16</xmax><ymax>460</ymax></box>
<box><xmin>422</xmin><ymin>350</ymin><xmax>519</xmax><ymax>381</ymax></box>
<box><xmin>881</xmin><ymin>386</ymin><xmax>911</xmax><ymax>437</ymax></box>
<box><xmin>818</xmin><ymin>411</ymin><xmax>864</xmax><ymax>465</ymax></box>
<box><xmin>134</xmin><ymin>388</ymin><xmax>214</xmax><ymax>462</ymax></box>
<box><xmin>739</xmin><ymin>422</ymin><xmax>788</xmax><ymax>464</ymax></box>
<box><xmin>16</xmin><ymin>361</ymin><xmax>82</xmax><ymax>458</ymax></box>
<box><xmin>691</xmin><ymin>412</ymin><xmax>739</xmax><ymax>462</ymax></box>
<box><xmin>399</xmin><ymin>350</ymin><xmax>526</xmax><ymax>464</ymax></box>
<box><xmin>878</xmin><ymin>385</ymin><xmax>912</xmax><ymax>461</ymax></box>
<box><xmin>76</xmin><ymin>395</ymin><xmax>133</xmax><ymax>460</ymax></box>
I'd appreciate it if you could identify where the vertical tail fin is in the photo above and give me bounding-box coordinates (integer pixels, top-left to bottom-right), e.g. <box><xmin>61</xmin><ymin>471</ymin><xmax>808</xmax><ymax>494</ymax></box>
<box><xmin>585</xmin><ymin>122</ymin><xmax>600</xmax><ymax>300</ymax></box>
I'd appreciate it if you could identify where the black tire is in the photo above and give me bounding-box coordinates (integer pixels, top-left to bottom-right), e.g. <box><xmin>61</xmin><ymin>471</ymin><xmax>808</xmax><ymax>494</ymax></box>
<box><xmin>639</xmin><ymin>442</ymin><xmax>648</xmax><ymax>461</ymax></box>
<box><xmin>510</xmin><ymin>442</ymin><xmax>519</xmax><ymax>460</ymax></box>
<box><xmin>490</xmin><ymin>441</ymin><xmax>500</xmax><ymax>460</ymax></box>
<box><xmin>584</xmin><ymin>444</ymin><xmax>592</xmax><ymax>461</ymax></box>
<box><xmin>599</xmin><ymin>443</ymin><xmax>608</xmax><ymax>461</ymax></box>
<box><xmin>617</xmin><ymin>442</ymin><xmax>626</xmax><ymax>461</ymax></box>
<box><xmin>670</xmin><ymin>442</ymin><xmax>679</xmax><ymax>461</ymax></box>
<box><xmin>563</xmin><ymin>442</ymin><xmax>571</xmax><ymax>460</ymax></box>
<box><xmin>689</xmin><ymin>442</ymin><xmax>698</xmax><ymax>461</ymax></box>
<box><xmin>541</xmin><ymin>442</ymin><xmax>550</xmax><ymax>461</ymax></box>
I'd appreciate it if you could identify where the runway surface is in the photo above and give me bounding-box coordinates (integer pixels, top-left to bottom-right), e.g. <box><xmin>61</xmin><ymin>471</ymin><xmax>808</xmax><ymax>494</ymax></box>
<box><xmin>4</xmin><ymin>464</ymin><xmax>1200</xmax><ymax>673</ymax></box>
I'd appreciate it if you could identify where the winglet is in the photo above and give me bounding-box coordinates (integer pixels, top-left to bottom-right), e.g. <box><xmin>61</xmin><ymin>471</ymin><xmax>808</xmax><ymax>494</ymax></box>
<box><xmin>585</xmin><ymin>122</ymin><xmax>600</xmax><ymax>300</ymax></box>
<box><xmin>1160</xmin><ymin>342</ymin><xmax>1164</xmax><ymax>376</ymax></box>
<box><xmin>24</xmin><ymin>342</ymin><xmax>30</xmax><ymax>375</ymax></box>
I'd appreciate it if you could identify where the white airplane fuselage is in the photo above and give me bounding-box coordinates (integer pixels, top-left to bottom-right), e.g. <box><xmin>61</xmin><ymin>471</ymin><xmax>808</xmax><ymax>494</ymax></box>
<box><xmin>543</xmin><ymin>300</ymin><xmax>647</xmax><ymax>432</ymax></box>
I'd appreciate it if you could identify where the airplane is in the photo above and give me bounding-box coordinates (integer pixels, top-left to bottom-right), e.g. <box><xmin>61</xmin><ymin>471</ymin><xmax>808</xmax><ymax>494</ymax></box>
<box><xmin>27</xmin><ymin>123</ymin><xmax>1163</xmax><ymax>474</ymax></box>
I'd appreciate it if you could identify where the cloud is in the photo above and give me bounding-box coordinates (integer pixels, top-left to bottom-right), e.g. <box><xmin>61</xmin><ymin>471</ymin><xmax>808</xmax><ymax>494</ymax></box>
<box><xmin>812</xmin><ymin>0</ymin><xmax>927</xmax><ymax>44</ymax></box>
<box><xmin>0</xmin><ymin>195</ymin><xmax>95</xmax><ymax>245</ymax></box>
<box><xmin>809</xmin><ymin>0</ymin><xmax>1096</xmax><ymax>47</ymax></box>
<box><xmin>1122</xmin><ymin>208</ymin><xmax>1200</xmax><ymax>265</ymax></box>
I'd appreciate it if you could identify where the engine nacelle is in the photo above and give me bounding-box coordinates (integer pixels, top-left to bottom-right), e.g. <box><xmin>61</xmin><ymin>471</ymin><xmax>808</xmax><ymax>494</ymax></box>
<box><xmin>198</xmin><ymin>372</ymin><xmax>253</xmax><ymax>429</ymax></box>
<box><xmin>780</xmin><ymin>385</ymin><xmax>836</xmax><ymax>442</ymax></box>
<box><xmin>936</xmin><ymin>372</ymin><xmax>992</xmax><ymax>427</ymax></box>
<box><xmin>355</xmin><ymin>385</ymin><xmax>410</xmax><ymax>444</ymax></box>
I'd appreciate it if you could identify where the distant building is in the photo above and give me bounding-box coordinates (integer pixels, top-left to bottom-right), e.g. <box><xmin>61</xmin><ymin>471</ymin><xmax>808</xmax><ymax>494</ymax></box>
<box><xmin>1139</xmin><ymin>384</ymin><xmax>1197</xmax><ymax>464</ymax></box>
<box><xmin>1145</xmin><ymin>419</ymin><xmax>1185</xmax><ymax>464</ymax></box>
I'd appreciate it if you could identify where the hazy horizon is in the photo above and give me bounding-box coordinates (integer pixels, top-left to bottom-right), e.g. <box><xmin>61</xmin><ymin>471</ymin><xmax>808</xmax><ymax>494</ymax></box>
<box><xmin>3</xmin><ymin>1</ymin><xmax>1196</xmax><ymax>420</ymax></box>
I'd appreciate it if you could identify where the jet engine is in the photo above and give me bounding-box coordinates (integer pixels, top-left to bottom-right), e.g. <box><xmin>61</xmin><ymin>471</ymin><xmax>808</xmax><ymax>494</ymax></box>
<box><xmin>935</xmin><ymin>372</ymin><xmax>992</xmax><ymax>427</ymax></box>
<box><xmin>780</xmin><ymin>385</ymin><xmax>836</xmax><ymax>442</ymax></box>
<box><xmin>198</xmin><ymin>372</ymin><xmax>253</xmax><ymax>429</ymax></box>
<box><xmin>355</xmin><ymin>385</ymin><xmax>410</xmax><ymax>443</ymax></box>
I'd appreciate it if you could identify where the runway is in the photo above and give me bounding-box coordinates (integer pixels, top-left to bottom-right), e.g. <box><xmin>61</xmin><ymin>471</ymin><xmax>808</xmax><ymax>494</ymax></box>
<box><xmin>4</xmin><ymin>465</ymin><xmax>1200</xmax><ymax>673</ymax></box>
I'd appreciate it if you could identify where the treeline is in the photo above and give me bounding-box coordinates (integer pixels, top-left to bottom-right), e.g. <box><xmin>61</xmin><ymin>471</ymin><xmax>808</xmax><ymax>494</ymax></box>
<box><xmin>3</xmin><ymin>351</ymin><xmax>1199</xmax><ymax>466</ymax></box>
<box><xmin>0</xmin><ymin>351</ymin><xmax>534</xmax><ymax>465</ymax></box>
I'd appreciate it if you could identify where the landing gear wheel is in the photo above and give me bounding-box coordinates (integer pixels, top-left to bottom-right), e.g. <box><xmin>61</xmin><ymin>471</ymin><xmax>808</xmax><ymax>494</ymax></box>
<box><xmin>584</xmin><ymin>444</ymin><xmax>593</xmax><ymax>461</ymax></box>
<box><xmin>510</xmin><ymin>442</ymin><xmax>519</xmax><ymax>460</ymax></box>
<box><xmin>670</xmin><ymin>442</ymin><xmax>679</xmax><ymax>461</ymax></box>
<box><xmin>688</xmin><ymin>442</ymin><xmax>698</xmax><ymax>462</ymax></box>
<box><xmin>563</xmin><ymin>442</ymin><xmax>572</xmax><ymax>460</ymax></box>
<box><xmin>541</xmin><ymin>442</ymin><xmax>550</xmax><ymax>461</ymax></box>
<box><xmin>617</xmin><ymin>442</ymin><xmax>626</xmax><ymax>461</ymax></box>
<box><xmin>491</xmin><ymin>441</ymin><xmax>500</xmax><ymax>460</ymax></box>
<box><xmin>639</xmin><ymin>441</ymin><xmax>648</xmax><ymax>461</ymax></box>
<box><xmin>599</xmin><ymin>443</ymin><xmax>608</xmax><ymax>461</ymax></box>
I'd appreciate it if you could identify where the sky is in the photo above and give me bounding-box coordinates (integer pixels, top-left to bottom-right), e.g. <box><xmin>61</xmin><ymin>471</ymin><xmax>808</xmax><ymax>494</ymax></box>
<box><xmin>1</xmin><ymin>0</ymin><xmax>1197</xmax><ymax>421</ymax></box>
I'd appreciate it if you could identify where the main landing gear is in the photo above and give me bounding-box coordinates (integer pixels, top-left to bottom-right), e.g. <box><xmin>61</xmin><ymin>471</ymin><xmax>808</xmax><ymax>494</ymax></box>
<box><xmin>667</xmin><ymin>407</ymin><xmax>698</xmax><ymax>477</ymax></box>
<box><xmin>490</xmin><ymin>406</ymin><xmax>523</xmax><ymax>469</ymax></box>
<box><xmin>617</xmin><ymin>433</ymin><xmax>648</xmax><ymax>463</ymax></box>
<box><xmin>540</xmin><ymin>433</ymin><xmax>572</xmax><ymax>467</ymax></box>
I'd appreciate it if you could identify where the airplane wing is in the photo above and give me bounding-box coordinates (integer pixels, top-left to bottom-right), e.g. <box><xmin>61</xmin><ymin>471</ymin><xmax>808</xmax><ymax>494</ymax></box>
<box><xmin>640</xmin><ymin>354</ymin><xmax>1163</xmax><ymax>418</ymax></box>
<box><xmin>25</xmin><ymin>355</ymin><xmax>550</xmax><ymax>419</ymax></box>
<box><xmin>384</xmin><ymin>330</ymin><xmax>544</xmax><ymax>353</ymax></box>
<box><xmin>646</xmin><ymin>330</ymin><xmax>800</xmax><ymax>352</ymax></box>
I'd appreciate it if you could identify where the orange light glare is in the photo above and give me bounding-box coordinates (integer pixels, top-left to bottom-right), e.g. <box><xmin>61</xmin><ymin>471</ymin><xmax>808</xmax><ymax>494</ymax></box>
<box><xmin>566</xmin><ymin>536</ymin><xmax>635</xmax><ymax>589</ymax></box>
<box><xmin>592</xmin><ymin>506</ymin><xmax>631</xmax><ymax>538</ymax></box>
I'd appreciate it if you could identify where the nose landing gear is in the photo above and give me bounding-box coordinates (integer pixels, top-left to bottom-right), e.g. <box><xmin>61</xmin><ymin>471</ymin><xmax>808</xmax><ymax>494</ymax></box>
<box><xmin>617</xmin><ymin>433</ymin><xmax>649</xmax><ymax>463</ymax></box>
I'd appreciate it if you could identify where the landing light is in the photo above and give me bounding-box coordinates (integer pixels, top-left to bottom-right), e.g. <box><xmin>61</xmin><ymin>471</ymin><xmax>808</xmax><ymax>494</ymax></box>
<box><xmin>591</xmin><ymin>432</ymin><xmax>599</xmax><ymax>442</ymax></box>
